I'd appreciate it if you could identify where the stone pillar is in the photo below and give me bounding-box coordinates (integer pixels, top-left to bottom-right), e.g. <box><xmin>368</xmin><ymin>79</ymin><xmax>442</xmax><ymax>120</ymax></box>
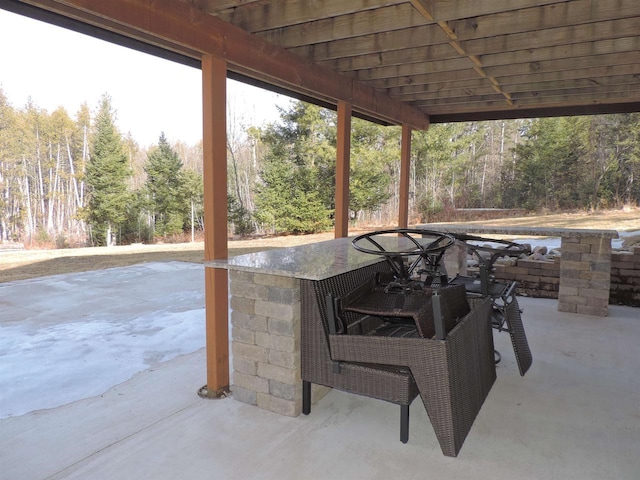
<box><xmin>558</xmin><ymin>234</ymin><xmax>612</xmax><ymax>316</ymax></box>
<box><xmin>229</xmin><ymin>270</ymin><xmax>302</xmax><ymax>416</ymax></box>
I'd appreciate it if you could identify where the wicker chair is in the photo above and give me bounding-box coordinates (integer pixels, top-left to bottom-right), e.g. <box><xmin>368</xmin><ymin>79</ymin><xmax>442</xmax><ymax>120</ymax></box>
<box><xmin>447</xmin><ymin>233</ymin><xmax>533</xmax><ymax>376</ymax></box>
<box><xmin>301</xmin><ymin>261</ymin><xmax>419</xmax><ymax>443</ymax></box>
<box><xmin>301</xmin><ymin>262</ymin><xmax>496</xmax><ymax>457</ymax></box>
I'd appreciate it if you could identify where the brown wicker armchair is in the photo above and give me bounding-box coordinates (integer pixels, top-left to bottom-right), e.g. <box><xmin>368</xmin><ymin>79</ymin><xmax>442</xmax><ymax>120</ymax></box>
<box><xmin>301</xmin><ymin>261</ymin><xmax>419</xmax><ymax>443</ymax></box>
<box><xmin>301</xmin><ymin>262</ymin><xmax>496</xmax><ymax>457</ymax></box>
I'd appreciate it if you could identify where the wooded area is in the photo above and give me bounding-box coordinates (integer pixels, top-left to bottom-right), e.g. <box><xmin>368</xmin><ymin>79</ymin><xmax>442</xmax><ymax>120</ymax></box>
<box><xmin>1</xmin><ymin>86</ymin><xmax>638</xmax><ymax>246</ymax></box>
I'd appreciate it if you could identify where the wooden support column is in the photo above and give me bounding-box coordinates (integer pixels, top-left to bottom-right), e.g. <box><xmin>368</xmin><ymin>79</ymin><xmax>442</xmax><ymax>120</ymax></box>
<box><xmin>335</xmin><ymin>100</ymin><xmax>352</xmax><ymax>238</ymax></box>
<box><xmin>202</xmin><ymin>54</ymin><xmax>230</xmax><ymax>397</ymax></box>
<box><xmin>398</xmin><ymin>124</ymin><xmax>412</xmax><ymax>228</ymax></box>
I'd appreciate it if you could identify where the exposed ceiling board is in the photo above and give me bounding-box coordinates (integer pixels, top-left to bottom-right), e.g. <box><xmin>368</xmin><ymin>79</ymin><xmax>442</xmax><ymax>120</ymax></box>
<box><xmin>9</xmin><ymin>0</ymin><xmax>640</xmax><ymax>123</ymax></box>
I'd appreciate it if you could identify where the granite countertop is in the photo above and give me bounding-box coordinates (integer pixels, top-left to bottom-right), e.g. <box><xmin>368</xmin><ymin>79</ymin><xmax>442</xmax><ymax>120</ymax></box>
<box><xmin>418</xmin><ymin>224</ymin><xmax>619</xmax><ymax>238</ymax></box>
<box><xmin>207</xmin><ymin>226</ymin><xmax>620</xmax><ymax>280</ymax></box>
<box><xmin>207</xmin><ymin>235</ymin><xmax>425</xmax><ymax>281</ymax></box>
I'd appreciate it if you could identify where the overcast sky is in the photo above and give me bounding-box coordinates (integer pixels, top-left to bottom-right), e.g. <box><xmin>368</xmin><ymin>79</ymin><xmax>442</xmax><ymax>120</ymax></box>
<box><xmin>0</xmin><ymin>9</ymin><xmax>290</xmax><ymax>147</ymax></box>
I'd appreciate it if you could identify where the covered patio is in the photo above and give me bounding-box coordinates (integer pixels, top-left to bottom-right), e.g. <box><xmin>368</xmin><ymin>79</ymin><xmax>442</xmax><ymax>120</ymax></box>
<box><xmin>2</xmin><ymin>295</ymin><xmax>639</xmax><ymax>479</ymax></box>
<box><xmin>6</xmin><ymin>0</ymin><xmax>640</xmax><ymax>398</ymax></box>
<box><xmin>2</xmin><ymin>0</ymin><xmax>639</xmax><ymax>473</ymax></box>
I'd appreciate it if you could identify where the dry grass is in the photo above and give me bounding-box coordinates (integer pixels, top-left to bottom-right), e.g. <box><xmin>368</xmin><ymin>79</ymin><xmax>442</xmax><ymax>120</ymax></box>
<box><xmin>0</xmin><ymin>232</ymin><xmax>335</xmax><ymax>283</ymax></box>
<box><xmin>456</xmin><ymin>208</ymin><xmax>640</xmax><ymax>231</ymax></box>
<box><xmin>1</xmin><ymin>209</ymin><xmax>638</xmax><ymax>283</ymax></box>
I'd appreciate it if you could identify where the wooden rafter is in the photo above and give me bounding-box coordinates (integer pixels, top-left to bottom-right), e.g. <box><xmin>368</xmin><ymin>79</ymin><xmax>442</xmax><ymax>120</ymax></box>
<box><xmin>319</xmin><ymin>16</ymin><xmax>639</xmax><ymax>74</ymax></box>
<box><xmin>409</xmin><ymin>0</ymin><xmax>513</xmax><ymax>105</ymax></box>
<box><xmin>213</xmin><ymin>0</ymin><xmax>405</xmax><ymax>32</ymax></box>
<box><xmin>258</xmin><ymin>3</ymin><xmax>429</xmax><ymax>48</ymax></box>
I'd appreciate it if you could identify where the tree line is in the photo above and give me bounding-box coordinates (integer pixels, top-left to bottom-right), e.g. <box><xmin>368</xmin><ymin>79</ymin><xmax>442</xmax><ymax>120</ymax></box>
<box><xmin>1</xmin><ymin>86</ymin><xmax>638</xmax><ymax>246</ymax></box>
<box><xmin>239</xmin><ymin>102</ymin><xmax>639</xmax><ymax>233</ymax></box>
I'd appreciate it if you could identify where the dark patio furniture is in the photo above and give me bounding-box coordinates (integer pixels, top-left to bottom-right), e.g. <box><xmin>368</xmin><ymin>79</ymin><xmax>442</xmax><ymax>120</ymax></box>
<box><xmin>351</xmin><ymin>228</ymin><xmax>454</xmax><ymax>285</ymax></box>
<box><xmin>301</xmin><ymin>260</ymin><xmax>495</xmax><ymax>457</ymax></box>
<box><xmin>448</xmin><ymin>233</ymin><xmax>533</xmax><ymax>376</ymax></box>
<box><xmin>301</xmin><ymin>261</ymin><xmax>419</xmax><ymax>443</ymax></box>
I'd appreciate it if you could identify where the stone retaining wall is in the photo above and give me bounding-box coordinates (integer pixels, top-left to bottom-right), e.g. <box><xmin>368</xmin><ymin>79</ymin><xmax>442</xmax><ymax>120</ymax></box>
<box><xmin>493</xmin><ymin>257</ymin><xmax>560</xmax><ymax>299</ymax></box>
<box><xmin>493</xmin><ymin>246</ymin><xmax>640</xmax><ymax>308</ymax></box>
<box><xmin>610</xmin><ymin>247</ymin><xmax>640</xmax><ymax>307</ymax></box>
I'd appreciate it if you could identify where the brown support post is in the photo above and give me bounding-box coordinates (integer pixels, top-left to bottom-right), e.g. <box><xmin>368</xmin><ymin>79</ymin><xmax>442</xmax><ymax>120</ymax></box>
<box><xmin>398</xmin><ymin>124</ymin><xmax>412</xmax><ymax>228</ymax></box>
<box><xmin>202</xmin><ymin>54</ymin><xmax>230</xmax><ymax>397</ymax></box>
<box><xmin>335</xmin><ymin>100</ymin><xmax>352</xmax><ymax>238</ymax></box>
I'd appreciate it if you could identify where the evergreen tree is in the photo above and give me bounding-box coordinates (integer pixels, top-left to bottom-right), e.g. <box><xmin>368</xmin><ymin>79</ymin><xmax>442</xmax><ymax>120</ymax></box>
<box><xmin>507</xmin><ymin>117</ymin><xmax>589</xmax><ymax>210</ymax></box>
<box><xmin>255</xmin><ymin>102</ymin><xmax>333</xmax><ymax>234</ymax></box>
<box><xmin>144</xmin><ymin>132</ymin><xmax>185</xmax><ymax>237</ymax></box>
<box><xmin>349</xmin><ymin>118</ymin><xmax>393</xmax><ymax>217</ymax></box>
<box><xmin>84</xmin><ymin>94</ymin><xmax>131</xmax><ymax>246</ymax></box>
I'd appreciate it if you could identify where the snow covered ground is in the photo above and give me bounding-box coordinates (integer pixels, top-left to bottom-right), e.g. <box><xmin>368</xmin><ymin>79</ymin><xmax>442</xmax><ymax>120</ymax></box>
<box><xmin>506</xmin><ymin>229</ymin><xmax>639</xmax><ymax>250</ymax></box>
<box><xmin>0</xmin><ymin>262</ymin><xmax>206</xmax><ymax>419</ymax></box>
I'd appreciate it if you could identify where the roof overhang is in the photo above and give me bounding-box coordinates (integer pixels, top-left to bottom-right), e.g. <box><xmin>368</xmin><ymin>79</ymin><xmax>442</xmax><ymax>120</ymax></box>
<box><xmin>5</xmin><ymin>0</ymin><xmax>640</xmax><ymax>126</ymax></box>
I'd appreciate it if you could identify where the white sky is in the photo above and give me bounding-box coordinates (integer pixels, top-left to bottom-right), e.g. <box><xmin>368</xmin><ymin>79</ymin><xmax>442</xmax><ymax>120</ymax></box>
<box><xmin>0</xmin><ymin>9</ymin><xmax>291</xmax><ymax>147</ymax></box>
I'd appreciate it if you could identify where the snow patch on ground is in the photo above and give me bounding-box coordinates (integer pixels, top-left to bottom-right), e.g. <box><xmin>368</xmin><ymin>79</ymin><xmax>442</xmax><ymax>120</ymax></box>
<box><xmin>0</xmin><ymin>262</ymin><xmax>206</xmax><ymax>418</ymax></box>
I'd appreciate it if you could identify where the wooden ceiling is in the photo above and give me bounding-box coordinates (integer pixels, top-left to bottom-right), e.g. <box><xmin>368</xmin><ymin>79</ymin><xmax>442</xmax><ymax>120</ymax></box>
<box><xmin>7</xmin><ymin>0</ymin><xmax>640</xmax><ymax>126</ymax></box>
<box><xmin>204</xmin><ymin>0</ymin><xmax>640</xmax><ymax>122</ymax></box>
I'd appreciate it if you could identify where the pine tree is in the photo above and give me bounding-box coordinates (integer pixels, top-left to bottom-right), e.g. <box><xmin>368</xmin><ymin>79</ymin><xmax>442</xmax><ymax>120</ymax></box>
<box><xmin>255</xmin><ymin>102</ymin><xmax>333</xmax><ymax>234</ymax></box>
<box><xmin>84</xmin><ymin>94</ymin><xmax>131</xmax><ymax>246</ymax></box>
<box><xmin>144</xmin><ymin>132</ymin><xmax>185</xmax><ymax>237</ymax></box>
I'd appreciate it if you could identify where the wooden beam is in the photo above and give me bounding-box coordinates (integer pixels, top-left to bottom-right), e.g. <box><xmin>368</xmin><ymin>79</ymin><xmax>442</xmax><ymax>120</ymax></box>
<box><xmin>216</xmin><ymin>0</ymin><xmax>405</xmax><ymax>33</ymax></box>
<box><xmin>422</xmin><ymin>90</ymin><xmax>640</xmax><ymax>115</ymax></box>
<box><xmin>408</xmin><ymin>0</ymin><xmax>567</xmax><ymax>23</ymax></box>
<box><xmin>364</xmin><ymin>43</ymin><xmax>640</xmax><ymax>90</ymax></box>
<box><xmin>388</xmin><ymin>62</ymin><xmax>640</xmax><ymax>97</ymax></box>
<box><xmin>409</xmin><ymin>0</ymin><xmax>512</xmax><ymax>105</ymax></box>
<box><xmin>463</xmin><ymin>17</ymin><xmax>640</xmax><ymax>57</ymax></box>
<box><xmin>416</xmin><ymin>83</ymin><xmax>640</xmax><ymax>110</ymax></box>
<box><xmin>396</xmin><ymin>85</ymin><xmax>497</xmax><ymax>102</ymax></box>
<box><xmin>429</xmin><ymin>102</ymin><xmax>640</xmax><ymax>123</ymax></box>
<box><xmin>369</xmin><ymin>67</ymin><xmax>481</xmax><ymax>90</ymax></box>
<box><xmin>450</xmin><ymin>0</ymin><xmax>640</xmax><ymax>42</ymax></box>
<box><xmin>258</xmin><ymin>3</ymin><xmax>429</xmax><ymax>48</ymax></box>
<box><xmin>487</xmin><ymin>51</ymin><xmax>640</xmax><ymax>79</ymax></box>
<box><xmin>198</xmin><ymin>0</ymin><xmax>263</xmax><ymax>15</ymax></box>
<box><xmin>292</xmin><ymin>24</ymin><xmax>449</xmax><ymax>63</ymax></box>
<box><xmin>506</xmin><ymin>74</ymin><xmax>640</xmax><ymax>96</ymax></box>
<box><xmin>202</xmin><ymin>54</ymin><xmax>230</xmax><ymax>397</ymax></box>
<box><xmin>20</xmin><ymin>0</ymin><xmax>430</xmax><ymax>130</ymax></box>
<box><xmin>334</xmin><ymin>101</ymin><xmax>351</xmax><ymax>239</ymax></box>
<box><xmin>320</xmin><ymin>39</ymin><xmax>457</xmax><ymax>73</ymax></box>
<box><xmin>482</xmin><ymin>38</ymin><xmax>640</xmax><ymax>69</ymax></box>
<box><xmin>391</xmin><ymin>73</ymin><xmax>640</xmax><ymax>103</ymax></box>
<box><xmin>398</xmin><ymin>124</ymin><xmax>411</xmax><ymax>229</ymax></box>
<box><xmin>356</xmin><ymin>57</ymin><xmax>471</xmax><ymax>82</ymax></box>
<box><xmin>325</xmin><ymin>16</ymin><xmax>639</xmax><ymax>74</ymax></box>
<box><xmin>390</xmin><ymin>77</ymin><xmax>499</xmax><ymax>97</ymax></box>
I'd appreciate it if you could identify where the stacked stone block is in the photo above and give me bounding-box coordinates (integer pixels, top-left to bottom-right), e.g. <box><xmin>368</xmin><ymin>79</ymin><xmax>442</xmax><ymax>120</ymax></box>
<box><xmin>558</xmin><ymin>235</ymin><xmax>612</xmax><ymax>317</ymax></box>
<box><xmin>229</xmin><ymin>270</ymin><xmax>303</xmax><ymax>416</ymax></box>
<box><xmin>493</xmin><ymin>257</ymin><xmax>560</xmax><ymax>299</ymax></box>
<box><xmin>610</xmin><ymin>246</ymin><xmax>640</xmax><ymax>307</ymax></box>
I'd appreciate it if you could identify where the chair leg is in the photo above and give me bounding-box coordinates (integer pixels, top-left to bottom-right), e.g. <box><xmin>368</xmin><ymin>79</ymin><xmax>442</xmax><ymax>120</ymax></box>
<box><xmin>400</xmin><ymin>404</ymin><xmax>410</xmax><ymax>443</ymax></box>
<box><xmin>302</xmin><ymin>380</ymin><xmax>311</xmax><ymax>415</ymax></box>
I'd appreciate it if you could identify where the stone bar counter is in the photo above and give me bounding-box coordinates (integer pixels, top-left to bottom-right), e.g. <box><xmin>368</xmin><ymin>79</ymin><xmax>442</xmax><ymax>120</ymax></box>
<box><xmin>421</xmin><ymin>224</ymin><xmax>619</xmax><ymax>317</ymax></box>
<box><xmin>207</xmin><ymin>236</ymin><xmax>409</xmax><ymax>417</ymax></box>
<box><xmin>206</xmin><ymin>226</ymin><xmax>619</xmax><ymax>417</ymax></box>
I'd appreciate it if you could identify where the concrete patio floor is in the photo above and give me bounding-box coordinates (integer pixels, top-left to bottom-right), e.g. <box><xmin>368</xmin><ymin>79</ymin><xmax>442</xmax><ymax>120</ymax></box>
<box><xmin>1</xmin><ymin>295</ymin><xmax>639</xmax><ymax>479</ymax></box>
